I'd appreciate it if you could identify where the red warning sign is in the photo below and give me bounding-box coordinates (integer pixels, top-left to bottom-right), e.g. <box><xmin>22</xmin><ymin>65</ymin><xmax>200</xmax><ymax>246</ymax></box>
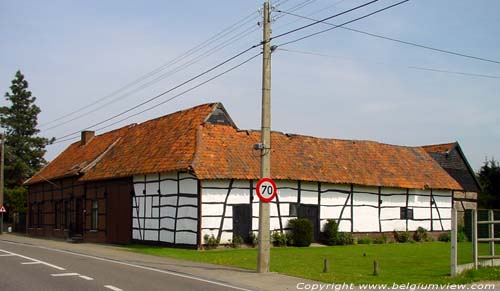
<box><xmin>0</xmin><ymin>205</ymin><xmax>6</xmax><ymax>213</ymax></box>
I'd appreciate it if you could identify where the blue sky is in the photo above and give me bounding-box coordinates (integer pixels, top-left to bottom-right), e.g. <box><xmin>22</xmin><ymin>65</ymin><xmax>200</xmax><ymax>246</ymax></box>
<box><xmin>1</xmin><ymin>0</ymin><xmax>499</xmax><ymax>171</ymax></box>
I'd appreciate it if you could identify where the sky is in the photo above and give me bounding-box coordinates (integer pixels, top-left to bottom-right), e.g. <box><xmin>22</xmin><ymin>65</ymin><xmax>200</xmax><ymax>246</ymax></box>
<box><xmin>0</xmin><ymin>0</ymin><xmax>499</xmax><ymax>171</ymax></box>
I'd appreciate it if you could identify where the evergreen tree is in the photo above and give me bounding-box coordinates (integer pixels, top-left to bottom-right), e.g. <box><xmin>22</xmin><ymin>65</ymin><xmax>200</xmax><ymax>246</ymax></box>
<box><xmin>0</xmin><ymin>70</ymin><xmax>53</xmax><ymax>214</ymax></box>
<box><xmin>478</xmin><ymin>158</ymin><xmax>500</xmax><ymax>208</ymax></box>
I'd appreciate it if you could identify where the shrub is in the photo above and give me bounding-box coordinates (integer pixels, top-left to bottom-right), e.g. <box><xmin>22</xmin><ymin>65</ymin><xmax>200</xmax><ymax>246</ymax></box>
<box><xmin>285</xmin><ymin>232</ymin><xmax>294</xmax><ymax>246</ymax></box>
<box><xmin>288</xmin><ymin>218</ymin><xmax>313</xmax><ymax>247</ymax></box>
<box><xmin>231</xmin><ymin>235</ymin><xmax>244</xmax><ymax>248</ymax></box>
<box><xmin>373</xmin><ymin>234</ymin><xmax>388</xmax><ymax>244</ymax></box>
<box><xmin>357</xmin><ymin>236</ymin><xmax>372</xmax><ymax>244</ymax></box>
<box><xmin>247</xmin><ymin>232</ymin><xmax>258</xmax><ymax>247</ymax></box>
<box><xmin>458</xmin><ymin>225</ymin><xmax>468</xmax><ymax>242</ymax></box>
<box><xmin>203</xmin><ymin>234</ymin><xmax>219</xmax><ymax>250</ymax></box>
<box><xmin>271</xmin><ymin>231</ymin><xmax>288</xmax><ymax>247</ymax></box>
<box><xmin>322</xmin><ymin>219</ymin><xmax>339</xmax><ymax>246</ymax></box>
<box><xmin>438</xmin><ymin>232</ymin><xmax>451</xmax><ymax>242</ymax></box>
<box><xmin>336</xmin><ymin>232</ymin><xmax>354</xmax><ymax>245</ymax></box>
<box><xmin>394</xmin><ymin>230</ymin><xmax>410</xmax><ymax>243</ymax></box>
<box><xmin>414</xmin><ymin>227</ymin><xmax>430</xmax><ymax>242</ymax></box>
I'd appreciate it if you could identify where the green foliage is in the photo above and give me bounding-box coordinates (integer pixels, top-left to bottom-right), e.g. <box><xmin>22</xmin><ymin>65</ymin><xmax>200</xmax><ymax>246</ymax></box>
<box><xmin>336</xmin><ymin>232</ymin><xmax>354</xmax><ymax>245</ymax></box>
<box><xmin>247</xmin><ymin>232</ymin><xmax>258</xmax><ymax>247</ymax></box>
<box><xmin>271</xmin><ymin>231</ymin><xmax>287</xmax><ymax>247</ymax></box>
<box><xmin>373</xmin><ymin>234</ymin><xmax>388</xmax><ymax>244</ymax></box>
<box><xmin>230</xmin><ymin>235</ymin><xmax>244</xmax><ymax>248</ymax></box>
<box><xmin>357</xmin><ymin>236</ymin><xmax>373</xmax><ymax>244</ymax></box>
<box><xmin>1</xmin><ymin>71</ymin><xmax>53</xmax><ymax>215</ymax></box>
<box><xmin>478</xmin><ymin>158</ymin><xmax>500</xmax><ymax>208</ymax></box>
<box><xmin>438</xmin><ymin>232</ymin><xmax>451</xmax><ymax>242</ymax></box>
<box><xmin>5</xmin><ymin>187</ymin><xmax>27</xmax><ymax>216</ymax></box>
<box><xmin>394</xmin><ymin>230</ymin><xmax>410</xmax><ymax>243</ymax></box>
<box><xmin>414</xmin><ymin>227</ymin><xmax>430</xmax><ymax>242</ymax></box>
<box><xmin>321</xmin><ymin>219</ymin><xmax>339</xmax><ymax>246</ymax></box>
<box><xmin>458</xmin><ymin>225</ymin><xmax>468</xmax><ymax>242</ymax></box>
<box><xmin>203</xmin><ymin>234</ymin><xmax>219</xmax><ymax>250</ymax></box>
<box><xmin>287</xmin><ymin>218</ymin><xmax>313</xmax><ymax>247</ymax></box>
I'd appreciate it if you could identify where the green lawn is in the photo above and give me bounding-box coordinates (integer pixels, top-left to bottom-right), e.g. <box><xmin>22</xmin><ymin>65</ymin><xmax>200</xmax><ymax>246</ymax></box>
<box><xmin>123</xmin><ymin>242</ymin><xmax>500</xmax><ymax>285</ymax></box>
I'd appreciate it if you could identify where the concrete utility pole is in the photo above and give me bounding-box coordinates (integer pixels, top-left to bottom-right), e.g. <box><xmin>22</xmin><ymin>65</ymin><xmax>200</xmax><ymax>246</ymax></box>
<box><xmin>0</xmin><ymin>134</ymin><xmax>4</xmax><ymax>234</ymax></box>
<box><xmin>257</xmin><ymin>0</ymin><xmax>272</xmax><ymax>273</ymax></box>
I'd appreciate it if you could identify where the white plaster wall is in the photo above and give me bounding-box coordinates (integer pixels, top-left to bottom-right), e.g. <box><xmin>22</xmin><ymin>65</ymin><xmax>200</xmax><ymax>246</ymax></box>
<box><xmin>132</xmin><ymin>172</ymin><xmax>198</xmax><ymax>245</ymax></box>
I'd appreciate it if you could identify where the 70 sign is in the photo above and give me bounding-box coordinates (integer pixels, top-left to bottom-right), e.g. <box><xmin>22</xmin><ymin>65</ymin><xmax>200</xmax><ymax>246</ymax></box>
<box><xmin>256</xmin><ymin>178</ymin><xmax>277</xmax><ymax>203</ymax></box>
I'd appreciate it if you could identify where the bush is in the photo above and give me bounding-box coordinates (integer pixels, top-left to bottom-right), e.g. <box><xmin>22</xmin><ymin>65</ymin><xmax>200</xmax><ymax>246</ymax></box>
<box><xmin>271</xmin><ymin>231</ymin><xmax>288</xmax><ymax>247</ymax></box>
<box><xmin>203</xmin><ymin>234</ymin><xmax>219</xmax><ymax>250</ymax></box>
<box><xmin>322</xmin><ymin>219</ymin><xmax>339</xmax><ymax>246</ymax></box>
<box><xmin>414</xmin><ymin>227</ymin><xmax>430</xmax><ymax>242</ymax></box>
<box><xmin>394</xmin><ymin>230</ymin><xmax>410</xmax><ymax>243</ymax></box>
<box><xmin>285</xmin><ymin>232</ymin><xmax>294</xmax><ymax>246</ymax></box>
<box><xmin>458</xmin><ymin>225</ymin><xmax>468</xmax><ymax>242</ymax></box>
<box><xmin>247</xmin><ymin>232</ymin><xmax>258</xmax><ymax>247</ymax></box>
<box><xmin>357</xmin><ymin>236</ymin><xmax>372</xmax><ymax>244</ymax></box>
<box><xmin>336</xmin><ymin>232</ymin><xmax>354</xmax><ymax>245</ymax></box>
<box><xmin>373</xmin><ymin>234</ymin><xmax>388</xmax><ymax>244</ymax></box>
<box><xmin>288</xmin><ymin>218</ymin><xmax>313</xmax><ymax>247</ymax></box>
<box><xmin>231</xmin><ymin>235</ymin><xmax>244</xmax><ymax>248</ymax></box>
<box><xmin>438</xmin><ymin>232</ymin><xmax>451</xmax><ymax>242</ymax></box>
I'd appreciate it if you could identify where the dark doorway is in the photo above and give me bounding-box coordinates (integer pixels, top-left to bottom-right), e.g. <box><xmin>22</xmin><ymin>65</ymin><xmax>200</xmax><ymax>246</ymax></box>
<box><xmin>74</xmin><ymin>198</ymin><xmax>84</xmax><ymax>235</ymax></box>
<box><xmin>233</xmin><ymin>204</ymin><xmax>251</xmax><ymax>241</ymax></box>
<box><xmin>299</xmin><ymin>204</ymin><xmax>320</xmax><ymax>241</ymax></box>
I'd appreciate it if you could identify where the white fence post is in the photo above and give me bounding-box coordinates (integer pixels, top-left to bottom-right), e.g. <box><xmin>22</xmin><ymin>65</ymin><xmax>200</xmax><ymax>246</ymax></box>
<box><xmin>450</xmin><ymin>207</ymin><xmax>458</xmax><ymax>276</ymax></box>
<box><xmin>473</xmin><ymin>209</ymin><xmax>478</xmax><ymax>269</ymax></box>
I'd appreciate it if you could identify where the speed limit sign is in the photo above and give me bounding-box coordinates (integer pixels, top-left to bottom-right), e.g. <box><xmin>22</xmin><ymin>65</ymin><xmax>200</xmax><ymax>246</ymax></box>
<box><xmin>256</xmin><ymin>178</ymin><xmax>277</xmax><ymax>202</ymax></box>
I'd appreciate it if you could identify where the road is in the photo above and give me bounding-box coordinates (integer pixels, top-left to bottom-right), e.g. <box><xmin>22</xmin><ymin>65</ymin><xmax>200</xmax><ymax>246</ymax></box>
<box><xmin>0</xmin><ymin>240</ymin><xmax>254</xmax><ymax>291</ymax></box>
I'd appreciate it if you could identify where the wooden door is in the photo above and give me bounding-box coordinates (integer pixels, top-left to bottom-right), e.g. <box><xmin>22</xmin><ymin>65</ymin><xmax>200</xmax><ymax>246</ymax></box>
<box><xmin>299</xmin><ymin>204</ymin><xmax>319</xmax><ymax>241</ymax></box>
<box><xmin>232</xmin><ymin>204</ymin><xmax>251</xmax><ymax>241</ymax></box>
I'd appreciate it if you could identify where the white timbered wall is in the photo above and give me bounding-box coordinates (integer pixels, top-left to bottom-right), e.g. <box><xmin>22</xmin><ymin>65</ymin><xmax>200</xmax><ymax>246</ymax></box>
<box><xmin>132</xmin><ymin>172</ymin><xmax>198</xmax><ymax>246</ymax></box>
<box><xmin>201</xmin><ymin>179</ymin><xmax>453</xmax><ymax>244</ymax></box>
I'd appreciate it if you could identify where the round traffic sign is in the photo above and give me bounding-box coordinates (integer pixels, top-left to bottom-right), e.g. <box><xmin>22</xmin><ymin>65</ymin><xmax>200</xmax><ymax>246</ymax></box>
<box><xmin>256</xmin><ymin>178</ymin><xmax>277</xmax><ymax>202</ymax></box>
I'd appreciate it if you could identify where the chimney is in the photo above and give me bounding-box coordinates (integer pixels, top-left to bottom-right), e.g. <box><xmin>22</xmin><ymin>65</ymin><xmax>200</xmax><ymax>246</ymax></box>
<box><xmin>81</xmin><ymin>130</ymin><xmax>95</xmax><ymax>146</ymax></box>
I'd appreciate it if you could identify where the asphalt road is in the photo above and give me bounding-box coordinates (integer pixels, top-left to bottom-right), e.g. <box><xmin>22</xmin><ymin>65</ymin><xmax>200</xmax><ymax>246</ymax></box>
<box><xmin>0</xmin><ymin>240</ymin><xmax>254</xmax><ymax>291</ymax></box>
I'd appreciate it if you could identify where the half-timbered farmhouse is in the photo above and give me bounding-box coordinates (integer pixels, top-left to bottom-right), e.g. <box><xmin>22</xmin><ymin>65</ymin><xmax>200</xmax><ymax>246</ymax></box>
<box><xmin>26</xmin><ymin>102</ymin><xmax>475</xmax><ymax>248</ymax></box>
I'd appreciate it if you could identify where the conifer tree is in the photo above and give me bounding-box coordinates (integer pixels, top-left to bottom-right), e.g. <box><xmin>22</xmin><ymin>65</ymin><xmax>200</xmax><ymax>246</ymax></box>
<box><xmin>0</xmin><ymin>70</ymin><xmax>53</xmax><ymax>214</ymax></box>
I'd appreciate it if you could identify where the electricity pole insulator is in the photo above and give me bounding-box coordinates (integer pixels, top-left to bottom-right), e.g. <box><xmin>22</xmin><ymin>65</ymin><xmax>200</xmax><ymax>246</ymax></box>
<box><xmin>257</xmin><ymin>0</ymin><xmax>272</xmax><ymax>273</ymax></box>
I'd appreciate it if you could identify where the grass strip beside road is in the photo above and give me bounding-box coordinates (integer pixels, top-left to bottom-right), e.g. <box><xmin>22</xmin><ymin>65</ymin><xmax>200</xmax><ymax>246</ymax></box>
<box><xmin>123</xmin><ymin>242</ymin><xmax>500</xmax><ymax>284</ymax></box>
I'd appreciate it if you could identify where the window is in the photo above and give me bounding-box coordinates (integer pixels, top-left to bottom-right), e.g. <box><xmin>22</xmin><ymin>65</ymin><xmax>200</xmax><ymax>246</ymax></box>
<box><xmin>54</xmin><ymin>201</ymin><xmax>59</xmax><ymax>229</ymax></box>
<box><xmin>400</xmin><ymin>207</ymin><xmax>414</xmax><ymax>220</ymax></box>
<box><xmin>29</xmin><ymin>203</ymin><xmax>35</xmax><ymax>228</ymax></box>
<box><xmin>289</xmin><ymin>203</ymin><xmax>299</xmax><ymax>217</ymax></box>
<box><xmin>37</xmin><ymin>202</ymin><xmax>43</xmax><ymax>228</ymax></box>
<box><xmin>64</xmin><ymin>200</ymin><xmax>70</xmax><ymax>229</ymax></box>
<box><xmin>91</xmin><ymin>200</ymin><xmax>98</xmax><ymax>231</ymax></box>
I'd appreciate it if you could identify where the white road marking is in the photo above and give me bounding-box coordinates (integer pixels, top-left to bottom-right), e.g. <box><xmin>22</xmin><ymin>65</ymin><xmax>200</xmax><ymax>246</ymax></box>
<box><xmin>21</xmin><ymin>261</ymin><xmax>42</xmax><ymax>265</ymax></box>
<box><xmin>0</xmin><ymin>248</ymin><xmax>65</xmax><ymax>271</ymax></box>
<box><xmin>0</xmin><ymin>240</ymin><xmax>255</xmax><ymax>291</ymax></box>
<box><xmin>79</xmin><ymin>275</ymin><xmax>94</xmax><ymax>281</ymax></box>
<box><xmin>0</xmin><ymin>254</ymin><xmax>14</xmax><ymax>257</ymax></box>
<box><xmin>51</xmin><ymin>273</ymin><xmax>79</xmax><ymax>277</ymax></box>
<box><xmin>104</xmin><ymin>285</ymin><xmax>123</xmax><ymax>291</ymax></box>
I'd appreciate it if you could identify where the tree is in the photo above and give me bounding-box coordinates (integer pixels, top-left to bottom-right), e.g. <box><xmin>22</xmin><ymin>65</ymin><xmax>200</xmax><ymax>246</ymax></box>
<box><xmin>0</xmin><ymin>70</ymin><xmax>53</xmax><ymax>215</ymax></box>
<box><xmin>478</xmin><ymin>158</ymin><xmax>500</xmax><ymax>208</ymax></box>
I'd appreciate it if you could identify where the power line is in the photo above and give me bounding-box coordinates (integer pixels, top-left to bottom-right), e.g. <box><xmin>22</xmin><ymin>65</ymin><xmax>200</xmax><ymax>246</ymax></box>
<box><xmin>43</xmin><ymin>25</ymin><xmax>261</xmax><ymax>132</ymax></box>
<box><xmin>53</xmin><ymin>43</ymin><xmax>262</xmax><ymax>141</ymax></box>
<box><xmin>51</xmin><ymin>52</ymin><xmax>263</xmax><ymax>145</ymax></box>
<box><xmin>40</xmin><ymin>10</ymin><xmax>260</xmax><ymax>128</ymax></box>
<box><xmin>278</xmin><ymin>48</ymin><xmax>500</xmax><ymax>79</ymax></box>
<box><xmin>271</xmin><ymin>0</ymin><xmax>379</xmax><ymax>40</ymax></box>
<box><xmin>277</xmin><ymin>10</ymin><xmax>500</xmax><ymax>65</ymax></box>
<box><xmin>275</xmin><ymin>0</ymin><xmax>410</xmax><ymax>47</ymax></box>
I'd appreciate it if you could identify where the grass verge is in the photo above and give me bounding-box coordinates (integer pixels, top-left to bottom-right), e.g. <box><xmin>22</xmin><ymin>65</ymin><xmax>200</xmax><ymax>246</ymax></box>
<box><xmin>123</xmin><ymin>242</ymin><xmax>500</xmax><ymax>284</ymax></box>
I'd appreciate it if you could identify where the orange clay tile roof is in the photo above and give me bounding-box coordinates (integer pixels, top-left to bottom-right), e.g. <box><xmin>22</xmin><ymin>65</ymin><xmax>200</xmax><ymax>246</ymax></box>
<box><xmin>191</xmin><ymin>125</ymin><xmax>462</xmax><ymax>190</ymax></box>
<box><xmin>26</xmin><ymin>103</ymin><xmax>462</xmax><ymax>190</ymax></box>
<box><xmin>421</xmin><ymin>142</ymin><xmax>457</xmax><ymax>153</ymax></box>
<box><xmin>26</xmin><ymin>103</ymin><xmax>219</xmax><ymax>184</ymax></box>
